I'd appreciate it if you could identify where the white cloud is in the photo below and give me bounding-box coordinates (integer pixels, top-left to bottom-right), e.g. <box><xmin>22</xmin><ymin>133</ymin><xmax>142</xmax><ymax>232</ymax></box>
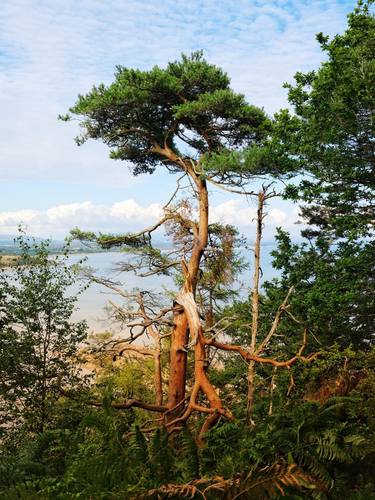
<box><xmin>0</xmin><ymin>200</ymin><xmax>165</xmax><ymax>238</ymax></box>
<box><xmin>110</xmin><ymin>200</ymin><xmax>163</xmax><ymax>221</ymax></box>
<box><xmin>0</xmin><ymin>0</ymin><xmax>355</xmax><ymax>193</ymax></box>
<box><xmin>210</xmin><ymin>199</ymin><xmax>257</xmax><ymax>225</ymax></box>
<box><xmin>0</xmin><ymin>209</ymin><xmax>37</xmax><ymax>225</ymax></box>
<box><xmin>210</xmin><ymin>199</ymin><xmax>302</xmax><ymax>239</ymax></box>
<box><xmin>0</xmin><ymin>198</ymin><xmax>302</xmax><ymax>239</ymax></box>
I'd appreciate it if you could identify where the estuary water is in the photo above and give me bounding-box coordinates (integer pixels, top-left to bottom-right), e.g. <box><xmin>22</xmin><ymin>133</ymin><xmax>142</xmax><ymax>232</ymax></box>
<box><xmin>69</xmin><ymin>245</ymin><xmax>279</xmax><ymax>331</ymax></box>
<box><xmin>69</xmin><ymin>251</ymin><xmax>175</xmax><ymax>331</ymax></box>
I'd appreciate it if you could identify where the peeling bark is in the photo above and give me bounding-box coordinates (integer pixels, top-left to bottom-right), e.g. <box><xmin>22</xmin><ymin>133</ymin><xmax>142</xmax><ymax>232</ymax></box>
<box><xmin>166</xmin><ymin>167</ymin><xmax>210</xmax><ymax>425</ymax></box>
<box><xmin>171</xmin><ymin>258</ymin><xmax>234</xmax><ymax>445</ymax></box>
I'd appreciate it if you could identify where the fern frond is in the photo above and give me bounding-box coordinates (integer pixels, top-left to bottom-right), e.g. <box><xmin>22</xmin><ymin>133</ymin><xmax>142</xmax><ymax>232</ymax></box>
<box><xmin>211</xmin><ymin>462</ymin><xmax>316</xmax><ymax>499</ymax></box>
<box><xmin>296</xmin><ymin>450</ymin><xmax>333</xmax><ymax>491</ymax></box>
<box><xmin>180</xmin><ymin>428</ymin><xmax>200</xmax><ymax>481</ymax></box>
<box><xmin>133</xmin><ymin>480</ymin><xmax>206</xmax><ymax>499</ymax></box>
<box><xmin>316</xmin><ymin>430</ymin><xmax>354</xmax><ymax>463</ymax></box>
<box><xmin>131</xmin><ymin>426</ymin><xmax>149</xmax><ymax>465</ymax></box>
<box><xmin>133</xmin><ymin>463</ymin><xmax>317</xmax><ymax>500</ymax></box>
<box><xmin>80</xmin><ymin>412</ymin><xmax>109</xmax><ymax>435</ymax></box>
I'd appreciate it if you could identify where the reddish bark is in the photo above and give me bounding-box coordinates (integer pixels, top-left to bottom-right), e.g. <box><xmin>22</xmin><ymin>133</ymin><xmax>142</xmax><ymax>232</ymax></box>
<box><xmin>166</xmin><ymin>166</ymin><xmax>210</xmax><ymax>423</ymax></box>
<box><xmin>90</xmin><ymin>149</ymin><xmax>317</xmax><ymax>443</ymax></box>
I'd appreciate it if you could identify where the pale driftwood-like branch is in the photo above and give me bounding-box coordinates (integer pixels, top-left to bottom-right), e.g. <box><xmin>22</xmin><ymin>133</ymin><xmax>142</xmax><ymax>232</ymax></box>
<box><xmin>136</xmin><ymin>291</ymin><xmax>164</xmax><ymax>406</ymax></box>
<box><xmin>87</xmin><ymin>399</ymin><xmax>167</xmax><ymax>412</ymax></box>
<box><xmin>133</xmin><ymin>261</ymin><xmax>180</xmax><ymax>277</ymax></box>
<box><xmin>87</xmin><ymin>284</ymin><xmax>173</xmax><ymax>344</ymax></box>
<box><xmin>206</xmin><ymin>176</ymin><xmax>258</xmax><ymax>196</ymax></box>
<box><xmin>85</xmin><ymin>279</ymin><xmax>171</xmax><ymax>410</ymax></box>
<box><xmin>163</xmin><ymin>172</ymin><xmax>188</xmax><ymax>209</ymax></box>
<box><xmin>287</xmin><ymin>369</ymin><xmax>295</xmax><ymax>397</ymax></box>
<box><xmin>268</xmin><ymin>367</ymin><xmax>278</xmax><ymax>416</ymax></box>
<box><xmin>247</xmin><ymin>190</ymin><xmax>265</xmax><ymax>422</ymax></box>
<box><xmin>86</xmin><ymin>275</ymin><xmax>130</xmax><ymax>299</ymax></box>
<box><xmin>114</xmin><ymin>345</ymin><xmax>154</xmax><ymax>358</ymax></box>
<box><xmin>204</xmin><ymin>316</ymin><xmax>238</xmax><ymax>335</ymax></box>
<box><xmin>255</xmin><ymin>286</ymin><xmax>294</xmax><ymax>355</ymax></box>
<box><xmin>206</xmin><ymin>176</ymin><xmax>280</xmax><ymax>198</ymax></box>
<box><xmin>250</xmin><ymin>191</ymin><xmax>265</xmax><ymax>353</ymax></box>
<box><xmin>284</xmin><ymin>308</ymin><xmax>302</xmax><ymax>325</ymax></box>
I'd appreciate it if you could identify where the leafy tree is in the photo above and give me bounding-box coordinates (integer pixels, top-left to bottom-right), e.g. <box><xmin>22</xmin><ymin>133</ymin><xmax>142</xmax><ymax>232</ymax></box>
<box><xmin>275</xmin><ymin>1</ymin><xmax>375</xmax><ymax>239</ymax></box>
<box><xmin>0</xmin><ymin>234</ymin><xmax>88</xmax><ymax>435</ymax></box>
<box><xmin>63</xmin><ymin>51</ymin><xmax>270</xmax><ymax>180</ymax></box>
<box><xmin>265</xmin><ymin>2</ymin><xmax>375</xmax><ymax>349</ymax></box>
<box><xmin>266</xmin><ymin>231</ymin><xmax>375</xmax><ymax>348</ymax></box>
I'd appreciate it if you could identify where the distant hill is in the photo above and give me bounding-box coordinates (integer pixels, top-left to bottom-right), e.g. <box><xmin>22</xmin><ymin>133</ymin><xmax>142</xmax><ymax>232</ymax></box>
<box><xmin>0</xmin><ymin>234</ymin><xmax>171</xmax><ymax>255</ymax></box>
<box><xmin>0</xmin><ymin>234</ymin><xmax>277</xmax><ymax>256</ymax></box>
<box><xmin>0</xmin><ymin>235</ymin><xmax>100</xmax><ymax>255</ymax></box>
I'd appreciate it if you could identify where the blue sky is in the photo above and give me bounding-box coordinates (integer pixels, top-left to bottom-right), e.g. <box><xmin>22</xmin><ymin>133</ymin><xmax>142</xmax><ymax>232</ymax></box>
<box><xmin>0</xmin><ymin>0</ymin><xmax>356</xmax><ymax>240</ymax></box>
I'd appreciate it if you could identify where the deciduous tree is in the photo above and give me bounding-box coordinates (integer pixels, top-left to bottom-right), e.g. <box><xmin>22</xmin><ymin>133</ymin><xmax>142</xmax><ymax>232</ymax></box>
<box><xmin>0</xmin><ymin>235</ymin><xmax>88</xmax><ymax>435</ymax></box>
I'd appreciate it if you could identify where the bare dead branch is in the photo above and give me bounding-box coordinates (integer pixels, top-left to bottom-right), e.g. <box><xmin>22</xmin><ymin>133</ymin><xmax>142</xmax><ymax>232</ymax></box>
<box><xmin>256</xmin><ymin>287</ymin><xmax>294</xmax><ymax>355</ymax></box>
<box><xmin>115</xmin><ymin>345</ymin><xmax>155</xmax><ymax>358</ymax></box>
<box><xmin>206</xmin><ymin>327</ymin><xmax>317</xmax><ymax>368</ymax></box>
<box><xmin>163</xmin><ymin>172</ymin><xmax>188</xmax><ymax>209</ymax></box>
<box><xmin>87</xmin><ymin>399</ymin><xmax>167</xmax><ymax>412</ymax></box>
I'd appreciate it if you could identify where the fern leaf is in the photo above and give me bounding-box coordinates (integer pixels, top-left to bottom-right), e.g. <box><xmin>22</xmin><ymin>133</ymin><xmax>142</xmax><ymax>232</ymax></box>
<box><xmin>131</xmin><ymin>426</ymin><xmax>149</xmax><ymax>465</ymax></box>
<box><xmin>181</xmin><ymin>428</ymin><xmax>200</xmax><ymax>481</ymax></box>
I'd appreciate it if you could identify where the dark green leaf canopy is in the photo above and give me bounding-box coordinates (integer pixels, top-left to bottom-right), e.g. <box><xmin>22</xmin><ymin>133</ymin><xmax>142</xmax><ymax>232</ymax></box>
<box><xmin>66</xmin><ymin>51</ymin><xmax>270</xmax><ymax>176</ymax></box>
<box><xmin>274</xmin><ymin>2</ymin><xmax>375</xmax><ymax>237</ymax></box>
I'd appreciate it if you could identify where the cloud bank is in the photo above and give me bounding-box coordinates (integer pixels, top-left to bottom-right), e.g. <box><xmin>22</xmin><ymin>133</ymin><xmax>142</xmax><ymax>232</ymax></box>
<box><xmin>0</xmin><ymin>0</ymin><xmax>355</xmax><ymax>194</ymax></box>
<box><xmin>0</xmin><ymin>198</ymin><xmax>301</xmax><ymax>241</ymax></box>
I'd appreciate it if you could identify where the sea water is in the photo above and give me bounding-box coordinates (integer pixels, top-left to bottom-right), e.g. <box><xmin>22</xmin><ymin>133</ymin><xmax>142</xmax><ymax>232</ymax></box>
<box><xmin>68</xmin><ymin>245</ymin><xmax>279</xmax><ymax>331</ymax></box>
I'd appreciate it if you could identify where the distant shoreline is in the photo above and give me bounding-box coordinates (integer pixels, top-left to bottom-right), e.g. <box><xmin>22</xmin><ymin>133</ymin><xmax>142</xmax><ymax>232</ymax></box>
<box><xmin>0</xmin><ymin>255</ymin><xmax>21</xmax><ymax>267</ymax></box>
<box><xmin>0</xmin><ymin>250</ymin><xmax>118</xmax><ymax>268</ymax></box>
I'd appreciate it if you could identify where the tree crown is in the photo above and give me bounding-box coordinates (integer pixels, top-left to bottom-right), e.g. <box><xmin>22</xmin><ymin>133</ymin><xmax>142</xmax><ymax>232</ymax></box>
<box><xmin>277</xmin><ymin>1</ymin><xmax>375</xmax><ymax>237</ymax></box>
<box><xmin>64</xmin><ymin>51</ymin><xmax>270</xmax><ymax>177</ymax></box>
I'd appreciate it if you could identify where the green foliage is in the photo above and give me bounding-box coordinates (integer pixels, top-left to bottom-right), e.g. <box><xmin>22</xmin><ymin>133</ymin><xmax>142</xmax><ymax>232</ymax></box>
<box><xmin>132</xmin><ymin>425</ymin><xmax>149</xmax><ymax>465</ymax></box>
<box><xmin>1</xmin><ymin>367</ymin><xmax>375</xmax><ymax>498</ymax></box>
<box><xmin>149</xmin><ymin>427</ymin><xmax>174</xmax><ymax>484</ymax></box>
<box><xmin>202</xmin><ymin>397</ymin><xmax>373</xmax><ymax>497</ymax></box>
<box><xmin>0</xmin><ymin>232</ymin><xmax>88</xmax><ymax>435</ymax></box>
<box><xmin>70</xmin><ymin>227</ymin><xmax>151</xmax><ymax>249</ymax></box>
<box><xmin>2</xmin><ymin>5</ymin><xmax>374</xmax><ymax>499</ymax></box>
<box><xmin>65</xmin><ymin>51</ymin><xmax>270</xmax><ymax>178</ymax></box>
<box><xmin>262</xmin><ymin>4</ymin><xmax>375</xmax><ymax>363</ymax></box>
<box><xmin>178</xmin><ymin>428</ymin><xmax>201</xmax><ymax>482</ymax></box>
<box><xmin>265</xmin><ymin>230</ymin><xmax>375</xmax><ymax>348</ymax></box>
<box><xmin>274</xmin><ymin>1</ymin><xmax>375</xmax><ymax>238</ymax></box>
<box><xmin>96</xmin><ymin>360</ymin><xmax>155</xmax><ymax>402</ymax></box>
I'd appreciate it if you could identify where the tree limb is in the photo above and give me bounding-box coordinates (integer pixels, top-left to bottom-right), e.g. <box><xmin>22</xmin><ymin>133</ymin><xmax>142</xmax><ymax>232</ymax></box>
<box><xmin>87</xmin><ymin>399</ymin><xmax>167</xmax><ymax>412</ymax></box>
<box><xmin>206</xmin><ymin>328</ymin><xmax>317</xmax><ymax>367</ymax></box>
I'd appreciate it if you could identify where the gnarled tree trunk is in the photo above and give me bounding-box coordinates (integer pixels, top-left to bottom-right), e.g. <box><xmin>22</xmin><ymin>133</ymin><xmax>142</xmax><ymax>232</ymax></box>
<box><xmin>166</xmin><ymin>168</ymin><xmax>209</xmax><ymax>423</ymax></box>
